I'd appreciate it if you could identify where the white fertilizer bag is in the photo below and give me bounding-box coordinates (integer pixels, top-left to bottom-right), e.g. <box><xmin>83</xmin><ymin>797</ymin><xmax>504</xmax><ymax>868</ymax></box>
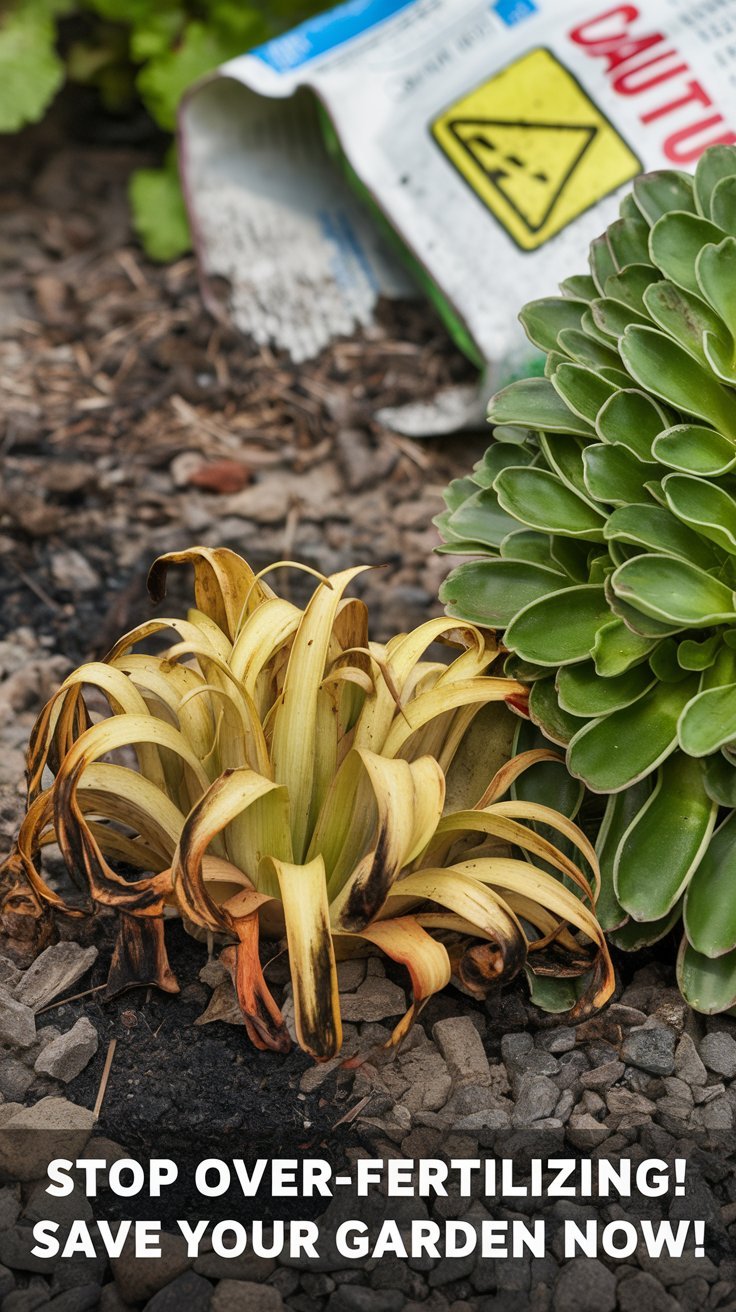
<box><xmin>180</xmin><ymin>0</ymin><xmax>736</xmax><ymax>381</ymax></box>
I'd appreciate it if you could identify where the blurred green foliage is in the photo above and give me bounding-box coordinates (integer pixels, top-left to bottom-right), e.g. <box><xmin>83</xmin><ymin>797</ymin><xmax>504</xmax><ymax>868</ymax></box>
<box><xmin>0</xmin><ymin>0</ymin><xmax>330</xmax><ymax>259</ymax></box>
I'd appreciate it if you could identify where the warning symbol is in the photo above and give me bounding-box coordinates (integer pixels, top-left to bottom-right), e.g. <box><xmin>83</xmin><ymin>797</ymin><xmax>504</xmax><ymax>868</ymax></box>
<box><xmin>432</xmin><ymin>49</ymin><xmax>641</xmax><ymax>251</ymax></box>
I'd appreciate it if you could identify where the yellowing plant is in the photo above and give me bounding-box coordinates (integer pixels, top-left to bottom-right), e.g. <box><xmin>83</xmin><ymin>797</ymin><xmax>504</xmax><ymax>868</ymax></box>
<box><xmin>0</xmin><ymin>549</ymin><xmax>613</xmax><ymax>1059</ymax></box>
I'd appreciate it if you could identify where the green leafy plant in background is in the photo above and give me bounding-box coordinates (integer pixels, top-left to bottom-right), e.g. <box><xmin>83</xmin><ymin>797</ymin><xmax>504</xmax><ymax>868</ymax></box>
<box><xmin>437</xmin><ymin>143</ymin><xmax>736</xmax><ymax>1016</ymax></box>
<box><xmin>0</xmin><ymin>0</ymin><xmax>329</xmax><ymax>260</ymax></box>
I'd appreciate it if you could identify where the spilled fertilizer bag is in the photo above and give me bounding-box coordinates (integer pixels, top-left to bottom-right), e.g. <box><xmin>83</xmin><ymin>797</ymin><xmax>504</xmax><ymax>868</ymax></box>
<box><xmin>180</xmin><ymin>0</ymin><xmax>736</xmax><ymax>383</ymax></box>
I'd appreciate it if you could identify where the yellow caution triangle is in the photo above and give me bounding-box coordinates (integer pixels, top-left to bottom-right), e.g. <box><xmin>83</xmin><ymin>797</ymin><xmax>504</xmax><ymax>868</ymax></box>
<box><xmin>448</xmin><ymin>119</ymin><xmax>598</xmax><ymax>234</ymax></box>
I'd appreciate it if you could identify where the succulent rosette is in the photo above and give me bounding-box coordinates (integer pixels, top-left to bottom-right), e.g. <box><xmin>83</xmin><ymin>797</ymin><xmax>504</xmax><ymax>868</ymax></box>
<box><xmin>437</xmin><ymin>145</ymin><xmax>736</xmax><ymax>1014</ymax></box>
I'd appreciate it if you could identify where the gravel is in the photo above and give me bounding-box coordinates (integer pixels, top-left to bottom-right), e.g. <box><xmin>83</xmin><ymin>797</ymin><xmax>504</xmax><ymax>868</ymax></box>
<box><xmin>699</xmin><ymin>1032</ymin><xmax>736</xmax><ymax>1079</ymax></box>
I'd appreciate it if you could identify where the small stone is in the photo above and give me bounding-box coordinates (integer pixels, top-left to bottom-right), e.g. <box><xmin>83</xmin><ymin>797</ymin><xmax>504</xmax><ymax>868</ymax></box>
<box><xmin>455</xmin><ymin>1108</ymin><xmax>511</xmax><ymax>1134</ymax></box>
<box><xmin>617</xmin><ymin>1272</ymin><xmax>679</xmax><ymax>1312</ymax></box>
<box><xmin>0</xmin><ymin>1264</ymin><xmax>15</xmax><ymax>1300</ymax></box>
<box><xmin>211</xmin><ymin>1281</ymin><xmax>283</xmax><ymax>1311</ymax></box>
<box><xmin>553</xmin><ymin>1259</ymin><xmax>615</xmax><ymax>1312</ymax></box>
<box><xmin>0</xmin><ymin>1056</ymin><xmax>35</xmax><ymax>1101</ymax></box>
<box><xmin>0</xmin><ymin>1226</ymin><xmax>51</xmax><ymax>1273</ymax></box>
<box><xmin>693</xmin><ymin>1095</ymin><xmax>733</xmax><ymax>1130</ymax></box>
<box><xmin>699</xmin><ymin>1032</ymin><xmax>736</xmax><ymax>1079</ymax></box>
<box><xmin>605</xmin><ymin>1088</ymin><xmax>656</xmax><ymax>1116</ymax></box>
<box><xmin>580</xmin><ymin>1060</ymin><xmax>624</xmax><ymax>1090</ymax></box>
<box><xmin>195</xmin><ymin>1252</ymin><xmax>275</xmax><ymax>1283</ymax></box>
<box><xmin>340</xmin><ymin>978</ymin><xmax>406</xmax><ymax>1023</ymax></box>
<box><xmin>15</xmin><ymin>944</ymin><xmax>98</xmax><ymax>1012</ymax></box>
<box><xmin>397</xmin><ymin>1049</ymin><xmax>452</xmax><ymax>1114</ymax></box>
<box><xmin>512</xmin><ymin>1075</ymin><xmax>559</xmax><ymax>1125</ymax></box>
<box><xmin>327</xmin><ymin>1289</ymin><xmax>404</xmax><ymax>1312</ymax></box>
<box><xmin>537</xmin><ymin>1027</ymin><xmax>576</xmax><ymax>1054</ymax></box>
<box><xmin>674</xmin><ymin>1034</ymin><xmax>707</xmax><ymax>1087</ymax></box>
<box><xmin>432</xmin><ymin>1017</ymin><xmax>491</xmax><ymax>1087</ymax></box>
<box><xmin>621</xmin><ymin>1024</ymin><xmax>676</xmax><ymax>1075</ymax></box>
<box><xmin>337</xmin><ymin>960</ymin><xmax>367</xmax><ymax>992</ymax></box>
<box><xmin>47</xmin><ymin>1284</ymin><xmax>102</xmax><ymax>1312</ymax></box>
<box><xmin>143</xmin><ymin>1271</ymin><xmax>212</xmax><ymax>1312</ymax></box>
<box><xmin>0</xmin><ymin>1097</ymin><xmax>95</xmax><ymax>1181</ymax></box>
<box><xmin>34</xmin><ymin>1017</ymin><xmax>98</xmax><ymax>1084</ymax></box>
<box><xmin>112</xmin><ymin>1233</ymin><xmax>191</xmax><ymax>1303</ymax></box>
<box><xmin>566</xmin><ymin>1114</ymin><xmax>611</xmax><ymax>1148</ymax></box>
<box><xmin>501</xmin><ymin>1032</ymin><xmax>533</xmax><ymax>1066</ymax></box>
<box><xmin>0</xmin><ymin>989</ymin><xmax>36</xmax><ymax>1048</ymax></box>
<box><xmin>0</xmin><ymin>957</ymin><xmax>21</xmax><ymax>990</ymax></box>
<box><xmin>99</xmin><ymin>1284</ymin><xmax>131</xmax><ymax>1312</ymax></box>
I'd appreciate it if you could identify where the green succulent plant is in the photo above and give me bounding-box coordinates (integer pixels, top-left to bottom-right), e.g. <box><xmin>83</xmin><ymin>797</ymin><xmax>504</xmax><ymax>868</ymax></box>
<box><xmin>437</xmin><ymin>143</ymin><xmax>736</xmax><ymax>1016</ymax></box>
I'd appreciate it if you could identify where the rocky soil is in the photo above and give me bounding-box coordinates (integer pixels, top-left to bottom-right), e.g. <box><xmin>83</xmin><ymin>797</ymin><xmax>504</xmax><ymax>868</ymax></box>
<box><xmin>1</xmin><ymin>930</ymin><xmax>736</xmax><ymax>1311</ymax></box>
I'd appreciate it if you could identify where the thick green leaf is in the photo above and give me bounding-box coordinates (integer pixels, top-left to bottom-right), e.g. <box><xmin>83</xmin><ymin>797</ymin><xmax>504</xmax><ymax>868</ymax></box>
<box><xmin>556</xmin><ymin>331</ymin><xmax>621</xmax><ymax>375</ymax></box>
<box><xmin>649</xmin><ymin>638</ymin><xmax>690</xmax><ymax>684</ymax></box>
<box><xmin>447</xmin><ymin>486</ymin><xmax>520</xmax><ymax>549</ymax></box>
<box><xmin>643</xmin><ymin>280</ymin><xmax>724</xmax><ymax>366</ymax></box>
<box><xmin>711</xmin><ymin>175</ymin><xmax>736</xmax><ymax>237</ymax></box>
<box><xmin>589</xmin><ymin>234</ymin><xmax>618</xmax><ymax>293</ymax></box>
<box><xmin>664</xmin><ymin>472</ymin><xmax>736</xmax><ymax>555</ymax></box>
<box><xmin>595</xmin><ymin>780</ymin><xmax>652</xmax><ymax>931</ymax></box>
<box><xmin>583</xmin><ymin>444</ymin><xmax>656</xmax><ymax>507</ymax></box>
<box><xmin>678</xmin><ymin>939</ymin><xmax>736</xmax><ymax>1013</ymax></box>
<box><xmin>620</xmin><ymin>326</ymin><xmax>736</xmax><ymax>438</ymax></box>
<box><xmin>488</xmin><ymin>378</ymin><xmax>594</xmax><ymax>436</ymax></box>
<box><xmin>604</xmin><ymin>264</ymin><xmax>660</xmax><ymax>313</ymax></box>
<box><xmin>611</xmin><ymin>554</ymin><xmax>736</xmax><ymax>626</ymax></box>
<box><xmin>648</xmin><ymin>212</ymin><xmax>724</xmax><ymax>294</ymax></box>
<box><xmin>525</xmin><ymin>969</ymin><xmax>582</xmax><ymax>1013</ymax></box>
<box><xmin>551</xmin><ymin>363</ymin><xmax>616</xmax><ymax>425</ymax></box>
<box><xmin>505</xmin><ymin>585</ymin><xmax>609</xmax><ymax>667</ymax></box>
<box><xmin>557</xmin><ymin>661</ymin><xmax>654</xmax><ymax>718</ymax></box>
<box><xmin>704</xmin><ymin>333</ymin><xmax>736</xmax><ymax>386</ymax></box>
<box><xmin>590</xmin><ymin>297</ymin><xmax>649</xmax><ymax>340</ymax></box>
<box><xmin>678</xmin><ymin>634</ymin><xmax>722</xmax><ymax>671</ymax></box>
<box><xmin>511</xmin><ymin>719</ymin><xmax>583</xmax><ymax>820</ymax></box>
<box><xmin>528</xmin><ymin>678</ymin><xmax>580</xmax><ymax>747</ymax></box>
<box><xmin>604</xmin><ymin>575</ymin><xmax>681</xmax><ymax>638</ymax></box>
<box><xmin>609</xmin><ymin>903</ymin><xmax>682</xmax><ymax>950</ymax></box>
<box><xmin>591</xmin><ymin>619</ymin><xmax>657</xmax><ymax>677</ymax></box>
<box><xmin>678</xmin><ymin>683</ymin><xmax>736</xmax><ymax>757</ymax></box>
<box><xmin>685</xmin><ymin>813</ymin><xmax>736</xmax><ymax>956</ymax></box>
<box><xmin>604</xmin><ymin>503</ymin><xmax>719</xmax><ymax>570</ymax></box>
<box><xmin>472</xmin><ymin>443</ymin><xmax>534</xmax><ymax>489</ymax></box>
<box><xmin>520</xmin><ymin>298</ymin><xmax>586</xmax><ymax>353</ymax></box>
<box><xmin>439</xmin><ymin>559</ymin><xmax>567</xmax><ymax>628</ymax></box>
<box><xmin>580</xmin><ymin>306</ymin><xmax>620</xmax><ymax>350</ymax></box>
<box><xmin>538</xmin><ymin>433</ymin><xmax>591</xmax><ymax>501</ymax></box>
<box><xmin>567</xmin><ymin>677</ymin><xmax>699</xmax><ymax>790</ymax></box>
<box><xmin>694</xmin><ymin>145</ymin><xmax>736</xmax><ymax>219</ymax></box>
<box><xmin>596</xmin><ymin>388</ymin><xmax>670</xmax><ymax>461</ymax></box>
<box><xmin>652</xmin><ymin>424</ymin><xmax>736</xmax><ymax>476</ymax></box>
<box><xmin>444</xmin><ymin>476</ymin><xmax>483</xmax><ymax>512</ymax></box>
<box><xmin>549</xmin><ymin>536</ymin><xmax>591</xmax><ymax>581</ymax></box>
<box><xmin>499</xmin><ymin>530</ymin><xmax>553</xmax><ymax>566</ymax></box>
<box><xmin>633</xmin><ymin>170</ymin><xmax>696</xmax><ymax>224</ymax></box>
<box><xmin>614</xmin><ymin>753</ymin><xmax>716</xmax><ymax>919</ymax></box>
<box><xmin>495</xmin><ymin>468</ymin><xmax>606</xmax><ymax>540</ymax></box>
<box><xmin>703</xmin><ymin>751</ymin><xmax>736</xmax><ymax>806</ymax></box>
<box><xmin>696</xmin><ymin>237</ymin><xmax>736</xmax><ymax>340</ymax></box>
<box><xmin>606</xmin><ymin>216</ymin><xmax>652</xmax><ymax>269</ymax></box>
<box><xmin>560</xmin><ymin>274</ymin><xmax>598</xmax><ymax>302</ymax></box>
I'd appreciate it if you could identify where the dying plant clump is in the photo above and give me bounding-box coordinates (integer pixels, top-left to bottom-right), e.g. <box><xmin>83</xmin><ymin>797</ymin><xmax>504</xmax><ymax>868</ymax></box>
<box><xmin>0</xmin><ymin>548</ymin><xmax>613</xmax><ymax>1059</ymax></box>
